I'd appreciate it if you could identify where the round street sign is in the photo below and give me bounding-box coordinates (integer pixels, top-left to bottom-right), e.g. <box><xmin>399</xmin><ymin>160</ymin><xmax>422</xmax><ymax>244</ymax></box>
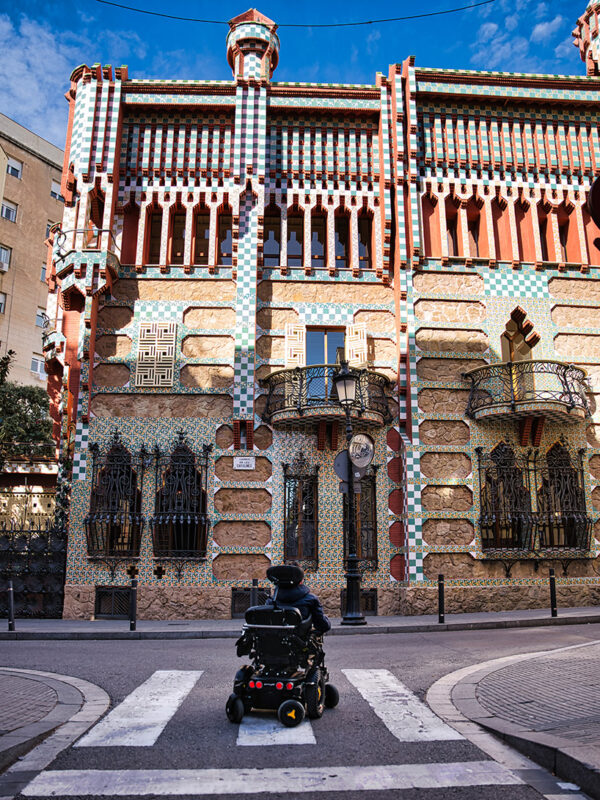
<box><xmin>348</xmin><ymin>433</ymin><xmax>374</xmax><ymax>468</ymax></box>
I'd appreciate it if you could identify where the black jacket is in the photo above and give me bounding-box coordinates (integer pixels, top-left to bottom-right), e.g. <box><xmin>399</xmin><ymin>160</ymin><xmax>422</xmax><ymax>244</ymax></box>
<box><xmin>268</xmin><ymin>583</ymin><xmax>331</xmax><ymax>633</ymax></box>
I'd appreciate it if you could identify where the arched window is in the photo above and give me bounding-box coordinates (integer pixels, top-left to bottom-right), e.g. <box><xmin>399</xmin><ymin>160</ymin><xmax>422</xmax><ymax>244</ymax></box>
<box><xmin>465</xmin><ymin>197</ymin><xmax>484</xmax><ymax>258</ymax></box>
<box><xmin>152</xmin><ymin>434</ymin><xmax>211</xmax><ymax>558</ymax></box>
<box><xmin>421</xmin><ymin>193</ymin><xmax>441</xmax><ymax>257</ymax></box>
<box><xmin>287</xmin><ymin>205</ymin><xmax>304</xmax><ymax>267</ymax></box>
<box><xmin>217</xmin><ymin>205</ymin><xmax>233</xmax><ymax>265</ymax></box>
<box><xmin>311</xmin><ymin>207</ymin><xmax>327</xmax><ymax>268</ymax></box>
<box><xmin>343</xmin><ymin>466</ymin><xmax>377</xmax><ymax>569</ymax></box>
<box><xmin>121</xmin><ymin>199</ymin><xmax>139</xmax><ymax>265</ymax></box>
<box><xmin>478</xmin><ymin>443</ymin><xmax>532</xmax><ymax>550</ymax></box>
<box><xmin>263</xmin><ymin>203</ymin><xmax>281</xmax><ymax>267</ymax></box>
<box><xmin>192</xmin><ymin>204</ymin><xmax>210</xmax><ymax>265</ymax></box>
<box><xmin>334</xmin><ymin>209</ymin><xmax>350</xmax><ymax>269</ymax></box>
<box><xmin>358</xmin><ymin>209</ymin><xmax>374</xmax><ymax>267</ymax></box>
<box><xmin>168</xmin><ymin>203</ymin><xmax>186</xmax><ymax>265</ymax></box>
<box><xmin>145</xmin><ymin>203</ymin><xmax>163</xmax><ymax>265</ymax></box>
<box><xmin>283</xmin><ymin>453</ymin><xmax>318</xmax><ymax>569</ymax></box>
<box><xmin>537</xmin><ymin>204</ymin><xmax>551</xmax><ymax>262</ymax></box>
<box><xmin>556</xmin><ymin>201</ymin><xmax>580</xmax><ymax>263</ymax></box>
<box><xmin>84</xmin><ymin>431</ymin><xmax>144</xmax><ymax>558</ymax></box>
<box><xmin>537</xmin><ymin>442</ymin><xmax>590</xmax><ymax>549</ymax></box>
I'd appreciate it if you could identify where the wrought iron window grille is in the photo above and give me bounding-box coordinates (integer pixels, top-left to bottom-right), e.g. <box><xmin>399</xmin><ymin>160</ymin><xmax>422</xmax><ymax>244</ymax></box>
<box><xmin>150</xmin><ymin>432</ymin><xmax>212</xmax><ymax>566</ymax></box>
<box><xmin>282</xmin><ymin>452</ymin><xmax>319</xmax><ymax>571</ymax></box>
<box><xmin>343</xmin><ymin>465</ymin><xmax>379</xmax><ymax>572</ymax></box>
<box><xmin>476</xmin><ymin>441</ymin><xmax>593</xmax><ymax>571</ymax></box>
<box><xmin>84</xmin><ymin>430</ymin><xmax>146</xmax><ymax>566</ymax></box>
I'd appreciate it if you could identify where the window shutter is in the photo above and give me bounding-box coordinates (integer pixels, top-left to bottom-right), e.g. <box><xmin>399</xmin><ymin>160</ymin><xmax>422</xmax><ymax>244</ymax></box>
<box><xmin>284</xmin><ymin>323</ymin><xmax>306</xmax><ymax>368</ymax></box>
<box><xmin>345</xmin><ymin>323</ymin><xmax>367</xmax><ymax>366</ymax></box>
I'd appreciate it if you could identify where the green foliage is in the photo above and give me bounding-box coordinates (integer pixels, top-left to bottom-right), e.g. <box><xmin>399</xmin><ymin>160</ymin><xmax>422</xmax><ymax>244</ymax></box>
<box><xmin>0</xmin><ymin>350</ymin><xmax>16</xmax><ymax>385</ymax></box>
<box><xmin>0</xmin><ymin>381</ymin><xmax>54</xmax><ymax>461</ymax></box>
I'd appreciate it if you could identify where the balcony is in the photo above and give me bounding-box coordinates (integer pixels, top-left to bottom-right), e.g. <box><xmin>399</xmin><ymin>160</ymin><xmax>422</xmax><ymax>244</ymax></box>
<box><xmin>260</xmin><ymin>364</ymin><xmax>392</xmax><ymax>428</ymax></box>
<box><xmin>463</xmin><ymin>360</ymin><xmax>590</xmax><ymax>423</ymax></box>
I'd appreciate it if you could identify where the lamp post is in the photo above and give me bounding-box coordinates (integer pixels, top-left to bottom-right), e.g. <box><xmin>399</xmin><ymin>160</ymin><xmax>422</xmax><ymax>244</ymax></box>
<box><xmin>333</xmin><ymin>361</ymin><xmax>366</xmax><ymax>626</ymax></box>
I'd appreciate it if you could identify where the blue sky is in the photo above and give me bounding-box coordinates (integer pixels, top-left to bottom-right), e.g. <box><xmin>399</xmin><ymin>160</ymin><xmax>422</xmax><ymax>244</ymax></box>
<box><xmin>0</xmin><ymin>0</ymin><xmax>585</xmax><ymax>149</ymax></box>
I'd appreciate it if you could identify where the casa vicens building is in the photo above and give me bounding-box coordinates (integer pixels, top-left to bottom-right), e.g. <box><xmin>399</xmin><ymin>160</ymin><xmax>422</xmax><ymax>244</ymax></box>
<box><xmin>45</xmin><ymin>4</ymin><xmax>600</xmax><ymax>619</ymax></box>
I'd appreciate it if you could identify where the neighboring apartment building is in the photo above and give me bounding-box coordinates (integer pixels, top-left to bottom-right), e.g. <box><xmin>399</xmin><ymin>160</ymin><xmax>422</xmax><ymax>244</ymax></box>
<box><xmin>0</xmin><ymin>113</ymin><xmax>64</xmax><ymax>387</ymax></box>
<box><xmin>46</xmin><ymin>3</ymin><xmax>600</xmax><ymax>620</ymax></box>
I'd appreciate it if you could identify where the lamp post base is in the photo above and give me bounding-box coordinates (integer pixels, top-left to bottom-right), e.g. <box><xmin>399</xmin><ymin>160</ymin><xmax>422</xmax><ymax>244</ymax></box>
<box><xmin>341</xmin><ymin>566</ymin><xmax>367</xmax><ymax>626</ymax></box>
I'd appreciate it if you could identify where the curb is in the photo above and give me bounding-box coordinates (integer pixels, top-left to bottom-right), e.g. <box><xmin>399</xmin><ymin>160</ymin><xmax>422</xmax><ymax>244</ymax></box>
<box><xmin>1</xmin><ymin>612</ymin><xmax>600</xmax><ymax>640</ymax></box>
<box><xmin>0</xmin><ymin>670</ymin><xmax>109</xmax><ymax>800</ymax></box>
<box><xmin>427</xmin><ymin>642</ymin><xmax>600</xmax><ymax>800</ymax></box>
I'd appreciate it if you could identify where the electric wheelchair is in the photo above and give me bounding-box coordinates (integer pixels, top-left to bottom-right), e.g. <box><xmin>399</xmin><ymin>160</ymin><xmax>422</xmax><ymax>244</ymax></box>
<box><xmin>225</xmin><ymin>564</ymin><xmax>339</xmax><ymax>727</ymax></box>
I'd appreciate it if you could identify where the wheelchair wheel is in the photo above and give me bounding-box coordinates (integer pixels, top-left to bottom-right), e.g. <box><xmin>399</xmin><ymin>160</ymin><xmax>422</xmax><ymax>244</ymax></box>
<box><xmin>277</xmin><ymin>699</ymin><xmax>305</xmax><ymax>727</ymax></box>
<box><xmin>226</xmin><ymin>693</ymin><xmax>244</xmax><ymax>724</ymax></box>
<box><xmin>305</xmin><ymin>671</ymin><xmax>325</xmax><ymax>719</ymax></box>
<box><xmin>324</xmin><ymin>683</ymin><xmax>339</xmax><ymax>708</ymax></box>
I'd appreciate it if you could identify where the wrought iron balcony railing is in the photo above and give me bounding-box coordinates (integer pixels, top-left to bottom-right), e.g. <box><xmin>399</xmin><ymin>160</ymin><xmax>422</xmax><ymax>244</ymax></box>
<box><xmin>463</xmin><ymin>360</ymin><xmax>590</xmax><ymax>422</ymax></box>
<box><xmin>261</xmin><ymin>364</ymin><xmax>392</xmax><ymax>427</ymax></box>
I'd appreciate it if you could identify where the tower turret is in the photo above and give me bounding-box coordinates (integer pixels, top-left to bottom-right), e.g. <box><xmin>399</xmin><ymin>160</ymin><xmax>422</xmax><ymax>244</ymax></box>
<box><xmin>574</xmin><ymin>0</ymin><xmax>600</xmax><ymax>75</ymax></box>
<box><xmin>226</xmin><ymin>8</ymin><xmax>279</xmax><ymax>81</ymax></box>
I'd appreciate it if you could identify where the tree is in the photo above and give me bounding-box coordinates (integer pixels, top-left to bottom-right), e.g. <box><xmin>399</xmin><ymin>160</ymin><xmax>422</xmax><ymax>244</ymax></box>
<box><xmin>0</xmin><ymin>351</ymin><xmax>54</xmax><ymax>464</ymax></box>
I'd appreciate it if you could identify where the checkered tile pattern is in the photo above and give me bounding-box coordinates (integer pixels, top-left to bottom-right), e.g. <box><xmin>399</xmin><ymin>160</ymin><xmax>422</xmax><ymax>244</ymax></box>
<box><xmin>485</xmin><ymin>270</ymin><xmax>549</xmax><ymax>298</ymax></box>
<box><xmin>72</xmin><ymin>397</ymin><xmax>89</xmax><ymax>483</ymax></box>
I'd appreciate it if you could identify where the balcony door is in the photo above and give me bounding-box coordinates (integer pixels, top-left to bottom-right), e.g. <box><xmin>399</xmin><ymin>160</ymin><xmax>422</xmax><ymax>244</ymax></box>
<box><xmin>306</xmin><ymin>328</ymin><xmax>345</xmax><ymax>404</ymax></box>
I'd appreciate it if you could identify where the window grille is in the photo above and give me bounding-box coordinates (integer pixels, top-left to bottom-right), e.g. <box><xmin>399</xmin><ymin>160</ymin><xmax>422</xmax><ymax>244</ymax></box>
<box><xmin>343</xmin><ymin>466</ymin><xmax>378</xmax><ymax>570</ymax></box>
<box><xmin>84</xmin><ymin>431</ymin><xmax>145</xmax><ymax>558</ymax></box>
<box><xmin>283</xmin><ymin>452</ymin><xmax>319</xmax><ymax>570</ymax></box>
<box><xmin>151</xmin><ymin>432</ymin><xmax>211</xmax><ymax>559</ymax></box>
<box><xmin>340</xmin><ymin>588</ymin><xmax>377</xmax><ymax>616</ymax></box>
<box><xmin>477</xmin><ymin>440</ymin><xmax>592</xmax><ymax>552</ymax></box>
<box><xmin>231</xmin><ymin>587</ymin><xmax>271</xmax><ymax>618</ymax></box>
<box><xmin>95</xmin><ymin>586</ymin><xmax>130</xmax><ymax>619</ymax></box>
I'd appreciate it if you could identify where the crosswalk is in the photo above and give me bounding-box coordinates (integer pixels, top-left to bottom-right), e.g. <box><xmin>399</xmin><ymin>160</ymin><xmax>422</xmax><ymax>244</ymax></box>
<box><xmin>19</xmin><ymin>668</ymin><xmax>525</xmax><ymax>797</ymax></box>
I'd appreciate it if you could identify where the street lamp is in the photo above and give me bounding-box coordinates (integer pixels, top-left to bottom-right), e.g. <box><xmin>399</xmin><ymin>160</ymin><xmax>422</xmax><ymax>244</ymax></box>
<box><xmin>333</xmin><ymin>361</ymin><xmax>366</xmax><ymax>626</ymax></box>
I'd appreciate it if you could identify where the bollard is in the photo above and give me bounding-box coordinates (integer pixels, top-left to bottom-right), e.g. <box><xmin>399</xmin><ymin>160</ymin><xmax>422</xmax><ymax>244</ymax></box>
<box><xmin>549</xmin><ymin>568</ymin><xmax>558</xmax><ymax>618</ymax></box>
<box><xmin>7</xmin><ymin>579</ymin><xmax>15</xmax><ymax>632</ymax></box>
<box><xmin>129</xmin><ymin>577</ymin><xmax>138</xmax><ymax>632</ymax></box>
<box><xmin>438</xmin><ymin>574</ymin><xmax>445</xmax><ymax>624</ymax></box>
<box><xmin>250</xmin><ymin>578</ymin><xmax>258</xmax><ymax>608</ymax></box>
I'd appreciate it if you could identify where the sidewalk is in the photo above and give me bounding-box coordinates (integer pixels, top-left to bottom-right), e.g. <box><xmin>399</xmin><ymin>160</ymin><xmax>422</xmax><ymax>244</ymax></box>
<box><xmin>2</xmin><ymin>603</ymin><xmax>600</xmax><ymax>639</ymax></box>
<box><xmin>437</xmin><ymin>641</ymin><xmax>600</xmax><ymax>800</ymax></box>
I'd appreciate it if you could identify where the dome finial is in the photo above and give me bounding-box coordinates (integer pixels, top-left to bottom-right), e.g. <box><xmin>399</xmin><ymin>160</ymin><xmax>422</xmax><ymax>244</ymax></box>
<box><xmin>226</xmin><ymin>9</ymin><xmax>280</xmax><ymax>81</ymax></box>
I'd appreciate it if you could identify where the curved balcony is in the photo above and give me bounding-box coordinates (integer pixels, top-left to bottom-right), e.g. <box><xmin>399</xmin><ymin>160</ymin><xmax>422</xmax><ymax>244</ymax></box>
<box><xmin>261</xmin><ymin>364</ymin><xmax>392</xmax><ymax>429</ymax></box>
<box><xmin>463</xmin><ymin>360</ymin><xmax>590</xmax><ymax>423</ymax></box>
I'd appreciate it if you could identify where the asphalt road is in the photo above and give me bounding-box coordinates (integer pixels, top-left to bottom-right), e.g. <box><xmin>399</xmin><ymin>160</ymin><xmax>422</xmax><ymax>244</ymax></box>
<box><xmin>2</xmin><ymin>621</ymin><xmax>600</xmax><ymax>800</ymax></box>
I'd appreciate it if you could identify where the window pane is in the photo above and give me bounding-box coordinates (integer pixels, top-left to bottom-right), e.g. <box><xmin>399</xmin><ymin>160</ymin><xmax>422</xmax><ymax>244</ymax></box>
<box><xmin>46</xmin><ymin>221</ymin><xmax>54</xmax><ymax>238</ymax></box>
<box><xmin>1</xmin><ymin>201</ymin><xmax>17</xmax><ymax>222</ymax></box>
<box><xmin>287</xmin><ymin>215</ymin><xmax>303</xmax><ymax>266</ymax></box>
<box><xmin>7</xmin><ymin>157</ymin><xmax>22</xmax><ymax>179</ymax></box>
<box><xmin>50</xmin><ymin>179</ymin><xmax>64</xmax><ymax>201</ymax></box>
<box><xmin>264</xmin><ymin>215</ymin><xmax>281</xmax><ymax>266</ymax></box>
<box><xmin>194</xmin><ymin>213</ymin><xmax>210</xmax><ymax>264</ymax></box>
<box><xmin>217</xmin><ymin>214</ymin><xmax>232</xmax><ymax>265</ymax></box>
<box><xmin>0</xmin><ymin>245</ymin><xmax>11</xmax><ymax>267</ymax></box>
<box><xmin>36</xmin><ymin>308</ymin><xmax>46</xmax><ymax>327</ymax></box>
<box><xmin>170</xmin><ymin>212</ymin><xmax>185</xmax><ymax>264</ymax></box>
<box><xmin>358</xmin><ymin>217</ymin><xmax>372</xmax><ymax>267</ymax></box>
<box><xmin>311</xmin><ymin>215</ymin><xmax>326</xmax><ymax>267</ymax></box>
<box><xmin>147</xmin><ymin>211</ymin><xmax>162</xmax><ymax>263</ymax></box>
<box><xmin>0</xmin><ymin>293</ymin><xmax>6</xmax><ymax>314</ymax></box>
<box><xmin>326</xmin><ymin>330</ymin><xmax>345</xmax><ymax>364</ymax></box>
<box><xmin>335</xmin><ymin>216</ymin><xmax>349</xmax><ymax>267</ymax></box>
<box><xmin>306</xmin><ymin>330</ymin><xmax>325</xmax><ymax>365</ymax></box>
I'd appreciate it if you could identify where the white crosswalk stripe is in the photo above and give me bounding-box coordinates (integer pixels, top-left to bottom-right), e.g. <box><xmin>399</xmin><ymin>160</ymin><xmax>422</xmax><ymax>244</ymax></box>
<box><xmin>342</xmin><ymin>668</ymin><xmax>463</xmax><ymax>742</ymax></box>
<box><xmin>21</xmin><ymin>761</ymin><xmax>523</xmax><ymax>796</ymax></box>
<box><xmin>75</xmin><ymin>670</ymin><xmax>203</xmax><ymax>748</ymax></box>
<box><xmin>236</xmin><ymin>712</ymin><xmax>316</xmax><ymax>746</ymax></box>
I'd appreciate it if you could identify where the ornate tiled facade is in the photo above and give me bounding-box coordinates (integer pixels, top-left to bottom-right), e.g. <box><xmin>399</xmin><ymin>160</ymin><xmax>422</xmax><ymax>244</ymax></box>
<box><xmin>45</xmin><ymin>4</ymin><xmax>600</xmax><ymax>620</ymax></box>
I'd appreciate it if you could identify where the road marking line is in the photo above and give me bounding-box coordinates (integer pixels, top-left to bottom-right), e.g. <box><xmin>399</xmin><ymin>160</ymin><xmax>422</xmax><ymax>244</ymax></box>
<box><xmin>22</xmin><ymin>761</ymin><xmax>522</xmax><ymax>796</ymax></box>
<box><xmin>236</xmin><ymin>712</ymin><xmax>316</xmax><ymax>746</ymax></box>
<box><xmin>342</xmin><ymin>668</ymin><xmax>463</xmax><ymax>742</ymax></box>
<box><xmin>75</xmin><ymin>671</ymin><xmax>203</xmax><ymax>748</ymax></box>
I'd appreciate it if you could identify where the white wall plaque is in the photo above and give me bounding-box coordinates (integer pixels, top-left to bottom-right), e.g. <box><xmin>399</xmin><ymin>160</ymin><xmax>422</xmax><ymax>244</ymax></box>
<box><xmin>233</xmin><ymin>456</ymin><xmax>256</xmax><ymax>470</ymax></box>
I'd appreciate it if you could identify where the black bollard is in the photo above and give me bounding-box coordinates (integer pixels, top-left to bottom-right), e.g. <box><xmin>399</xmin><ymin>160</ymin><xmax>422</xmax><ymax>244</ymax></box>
<box><xmin>250</xmin><ymin>578</ymin><xmax>258</xmax><ymax>608</ymax></box>
<box><xmin>7</xmin><ymin>579</ymin><xmax>15</xmax><ymax>632</ymax></box>
<box><xmin>438</xmin><ymin>574</ymin><xmax>445</xmax><ymax>624</ymax></box>
<box><xmin>129</xmin><ymin>577</ymin><xmax>138</xmax><ymax>632</ymax></box>
<box><xmin>549</xmin><ymin>568</ymin><xmax>558</xmax><ymax>618</ymax></box>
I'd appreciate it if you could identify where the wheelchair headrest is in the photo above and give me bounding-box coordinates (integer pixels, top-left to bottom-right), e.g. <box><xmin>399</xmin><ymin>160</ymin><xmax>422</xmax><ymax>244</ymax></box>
<box><xmin>267</xmin><ymin>564</ymin><xmax>304</xmax><ymax>587</ymax></box>
<box><xmin>245</xmin><ymin>604</ymin><xmax>303</xmax><ymax>627</ymax></box>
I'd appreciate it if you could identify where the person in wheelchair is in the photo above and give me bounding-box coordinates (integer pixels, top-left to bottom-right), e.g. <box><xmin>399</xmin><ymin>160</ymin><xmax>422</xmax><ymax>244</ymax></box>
<box><xmin>226</xmin><ymin>563</ymin><xmax>338</xmax><ymax>728</ymax></box>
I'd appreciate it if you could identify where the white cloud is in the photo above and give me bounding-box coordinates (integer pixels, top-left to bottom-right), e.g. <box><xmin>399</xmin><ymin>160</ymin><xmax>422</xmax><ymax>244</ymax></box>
<box><xmin>505</xmin><ymin>14</ymin><xmax>518</xmax><ymax>32</ymax></box>
<box><xmin>554</xmin><ymin>36</ymin><xmax>576</xmax><ymax>61</ymax></box>
<box><xmin>531</xmin><ymin>15</ymin><xmax>564</xmax><ymax>43</ymax></box>
<box><xmin>477</xmin><ymin>22</ymin><xmax>499</xmax><ymax>42</ymax></box>
<box><xmin>0</xmin><ymin>14</ymin><xmax>85</xmax><ymax>148</ymax></box>
<box><xmin>366</xmin><ymin>29</ymin><xmax>381</xmax><ymax>56</ymax></box>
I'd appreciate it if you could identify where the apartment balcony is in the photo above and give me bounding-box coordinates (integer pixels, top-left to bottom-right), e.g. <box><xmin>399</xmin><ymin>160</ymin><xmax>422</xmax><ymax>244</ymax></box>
<box><xmin>260</xmin><ymin>364</ymin><xmax>392</xmax><ymax>429</ymax></box>
<box><xmin>463</xmin><ymin>360</ymin><xmax>590</xmax><ymax>423</ymax></box>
